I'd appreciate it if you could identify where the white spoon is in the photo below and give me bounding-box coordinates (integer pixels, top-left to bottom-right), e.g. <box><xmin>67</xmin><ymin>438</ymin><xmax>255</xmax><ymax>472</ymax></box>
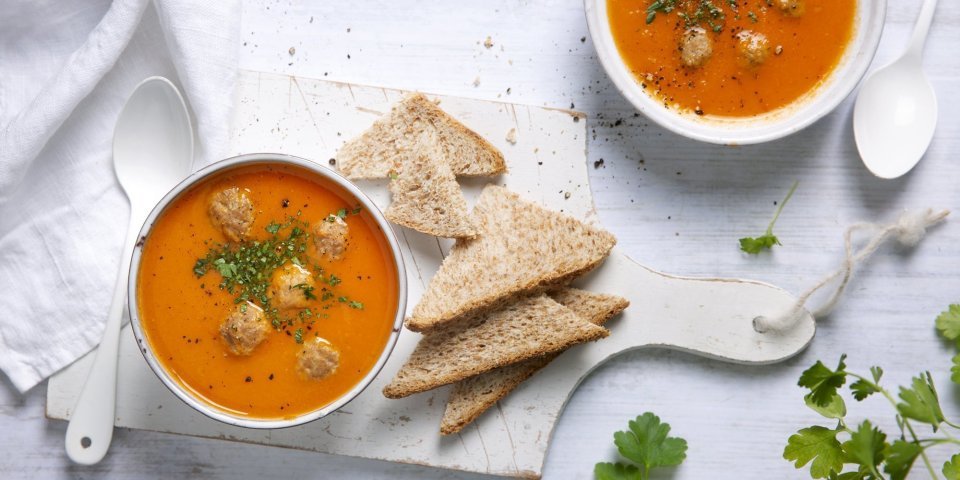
<box><xmin>854</xmin><ymin>0</ymin><xmax>939</xmax><ymax>179</ymax></box>
<box><xmin>65</xmin><ymin>77</ymin><xmax>194</xmax><ymax>464</ymax></box>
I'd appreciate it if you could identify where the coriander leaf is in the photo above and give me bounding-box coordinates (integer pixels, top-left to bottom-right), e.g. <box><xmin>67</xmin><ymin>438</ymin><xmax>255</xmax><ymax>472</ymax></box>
<box><xmin>870</xmin><ymin>366</ymin><xmax>883</xmax><ymax>383</ymax></box>
<box><xmin>265</xmin><ymin>222</ymin><xmax>281</xmax><ymax>234</ymax></box>
<box><xmin>829</xmin><ymin>473</ymin><xmax>866</xmax><ymax>480</ymax></box>
<box><xmin>951</xmin><ymin>354</ymin><xmax>960</xmax><ymax>385</ymax></box>
<box><xmin>594</xmin><ymin>462</ymin><xmax>642</xmax><ymax>480</ymax></box>
<box><xmin>739</xmin><ymin>180</ymin><xmax>798</xmax><ymax>254</ymax></box>
<box><xmin>850</xmin><ymin>377</ymin><xmax>881</xmax><ymax>401</ymax></box>
<box><xmin>804</xmin><ymin>393</ymin><xmax>846</xmax><ymax>419</ymax></box>
<box><xmin>215</xmin><ymin>260</ymin><xmax>238</xmax><ymax>279</ymax></box>
<box><xmin>294</xmin><ymin>328</ymin><xmax>303</xmax><ymax>344</ymax></box>
<box><xmin>798</xmin><ymin>355</ymin><xmax>847</xmax><ymax>407</ymax></box>
<box><xmin>896</xmin><ymin>372</ymin><xmax>945</xmax><ymax>430</ymax></box>
<box><xmin>613</xmin><ymin>413</ymin><xmax>688</xmax><ymax>476</ymax></box>
<box><xmin>883</xmin><ymin>440</ymin><xmax>920</xmax><ymax>480</ymax></box>
<box><xmin>841</xmin><ymin>420</ymin><xmax>886</xmax><ymax>478</ymax></box>
<box><xmin>936</xmin><ymin>304</ymin><xmax>960</xmax><ymax>341</ymax></box>
<box><xmin>783</xmin><ymin>426</ymin><xmax>844</xmax><ymax>479</ymax></box>
<box><xmin>739</xmin><ymin>234</ymin><xmax>780</xmax><ymax>254</ymax></box>
<box><xmin>348</xmin><ymin>300</ymin><xmax>364</xmax><ymax>310</ymax></box>
<box><xmin>943</xmin><ymin>454</ymin><xmax>960</xmax><ymax>480</ymax></box>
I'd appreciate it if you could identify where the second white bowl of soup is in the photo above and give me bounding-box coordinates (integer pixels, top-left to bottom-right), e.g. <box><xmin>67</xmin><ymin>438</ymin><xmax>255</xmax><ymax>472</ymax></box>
<box><xmin>585</xmin><ymin>0</ymin><xmax>886</xmax><ymax>145</ymax></box>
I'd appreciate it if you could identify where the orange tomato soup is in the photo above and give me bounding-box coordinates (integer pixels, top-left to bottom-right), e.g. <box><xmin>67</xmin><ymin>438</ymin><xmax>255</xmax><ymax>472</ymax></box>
<box><xmin>608</xmin><ymin>0</ymin><xmax>856</xmax><ymax>117</ymax></box>
<box><xmin>137</xmin><ymin>164</ymin><xmax>399</xmax><ymax>419</ymax></box>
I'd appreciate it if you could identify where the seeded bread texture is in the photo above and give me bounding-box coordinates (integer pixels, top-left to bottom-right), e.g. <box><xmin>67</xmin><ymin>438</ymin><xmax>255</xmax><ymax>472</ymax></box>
<box><xmin>439</xmin><ymin>288</ymin><xmax>629</xmax><ymax>435</ymax></box>
<box><xmin>382</xmin><ymin>294</ymin><xmax>609</xmax><ymax>399</ymax></box>
<box><xmin>406</xmin><ymin>185</ymin><xmax>617</xmax><ymax>332</ymax></box>
<box><xmin>337</xmin><ymin>93</ymin><xmax>506</xmax><ymax>179</ymax></box>
<box><xmin>384</xmin><ymin>134</ymin><xmax>479</xmax><ymax>238</ymax></box>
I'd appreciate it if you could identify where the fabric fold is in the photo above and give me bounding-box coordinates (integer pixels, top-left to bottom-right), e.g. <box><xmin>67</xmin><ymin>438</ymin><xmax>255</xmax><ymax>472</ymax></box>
<box><xmin>0</xmin><ymin>0</ymin><xmax>240</xmax><ymax>393</ymax></box>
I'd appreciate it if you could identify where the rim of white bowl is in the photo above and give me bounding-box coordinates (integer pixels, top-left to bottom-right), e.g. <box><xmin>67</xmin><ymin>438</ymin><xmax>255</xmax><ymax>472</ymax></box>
<box><xmin>127</xmin><ymin>153</ymin><xmax>408</xmax><ymax>429</ymax></box>
<box><xmin>584</xmin><ymin>0</ymin><xmax>888</xmax><ymax>145</ymax></box>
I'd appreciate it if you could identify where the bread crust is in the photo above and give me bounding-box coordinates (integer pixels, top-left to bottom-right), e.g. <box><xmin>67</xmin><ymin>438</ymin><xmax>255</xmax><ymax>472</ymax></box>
<box><xmin>382</xmin><ymin>295</ymin><xmax>609</xmax><ymax>399</ymax></box>
<box><xmin>407</xmin><ymin>185</ymin><xmax>617</xmax><ymax>332</ymax></box>
<box><xmin>337</xmin><ymin>93</ymin><xmax>506</xmax><ymax>179</ymax></box>
<box><xmin>439</xmin><ymin>288</ymin><xmax>629</xmax><ymax>435</ymax></box>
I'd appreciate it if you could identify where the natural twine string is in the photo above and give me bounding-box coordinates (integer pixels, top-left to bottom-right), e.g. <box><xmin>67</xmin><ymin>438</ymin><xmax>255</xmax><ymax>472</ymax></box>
<box><xmin>753</xmin><ymin>208</ymin><xmax>950</xmax><ymax>334</ymax></box>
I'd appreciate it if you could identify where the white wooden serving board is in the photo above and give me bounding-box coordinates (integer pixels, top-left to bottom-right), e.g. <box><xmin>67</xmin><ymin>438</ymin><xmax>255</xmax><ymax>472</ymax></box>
<box><xmin>47</xmin><ymin>71</ymin><xmax>814</xmax><ymax>478</ymax></box>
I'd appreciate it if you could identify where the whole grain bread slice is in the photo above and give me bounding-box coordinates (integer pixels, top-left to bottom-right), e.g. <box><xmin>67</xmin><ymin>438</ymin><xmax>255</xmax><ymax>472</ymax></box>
<box><xmin>439</xmin><ymin>288</ymin><xmax>629</xmax><ymax>435</ymax></box>
<box><xmin>406</xmin><ymin>185</ymin><xmax>617</xmax><ymax>332</ymax></box>
<box><xmin>337</xmin><ymin>93</ymin><xmax>506</xmax><ymax>179</ymax></box>
<box><xmin>384</xmin><ymin>133</ymin><xmax>480</xmax><ymax>238</ymax></box>
<box><xmin>382</xmin><ymin>294</ymin><xmax>609</xmax><ymax>399</ymax></box>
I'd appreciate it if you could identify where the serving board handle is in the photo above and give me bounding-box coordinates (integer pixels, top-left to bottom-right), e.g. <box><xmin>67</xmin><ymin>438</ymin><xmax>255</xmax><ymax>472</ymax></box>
<box><xmin>575</xmin><ymin>248</ymin><xmax>815</xmax><ymax>365</ymax></box>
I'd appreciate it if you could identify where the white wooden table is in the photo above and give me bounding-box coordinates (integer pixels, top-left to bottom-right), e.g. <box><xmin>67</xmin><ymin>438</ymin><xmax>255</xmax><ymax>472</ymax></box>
<box><xmin>3</xmin><ymin>1</ymin><xmax>960</xmax><ymax>478</ymax></box>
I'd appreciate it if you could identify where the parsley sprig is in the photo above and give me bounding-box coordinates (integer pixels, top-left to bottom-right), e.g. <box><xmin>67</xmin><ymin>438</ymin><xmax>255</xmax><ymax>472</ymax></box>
<box><xmin>595</xmin><ymin>413</ymin><xmax>688</xmax><ymax>480</ymax></box>
<box><xmin>739</xmin><ymin>180</ymin><xmax>798</xmax><ymax>254</ymax></box>
<box><xmin>787</xmin><ymin>353</ymin><xmax>960</xmax><ymax>479</ymax></box>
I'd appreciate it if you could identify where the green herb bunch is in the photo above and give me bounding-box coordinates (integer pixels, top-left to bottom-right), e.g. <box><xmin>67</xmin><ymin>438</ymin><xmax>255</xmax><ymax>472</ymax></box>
<box><xmin>595</xmin><ymin>412</ymin><xmax>688</xmax><ymax>480</ymax></box>
<box><xmin>785</xmin><ymin>306</ymin><xmax>960</xmax><ymax>480</ymax></box>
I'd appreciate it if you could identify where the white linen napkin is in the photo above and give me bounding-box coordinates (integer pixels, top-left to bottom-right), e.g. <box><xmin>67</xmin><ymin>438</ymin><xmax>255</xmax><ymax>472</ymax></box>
<box><xmin>0</xmin><ymin>0</ymin><xmax>240</xmax><ymax>393</ymax></box>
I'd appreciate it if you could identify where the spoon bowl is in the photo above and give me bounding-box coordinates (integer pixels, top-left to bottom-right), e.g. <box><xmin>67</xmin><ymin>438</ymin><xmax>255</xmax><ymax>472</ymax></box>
<box><xmin>113</xmin><ymin>78</ymin><xmax>194</xmax><ymax>204</ymax></box>
<box><xmin>65</xmin><ymin>77</ymin><xmax>194</xmax><ymax>465</ymax></box>
<box><xmin>854</xmin><ymin>0</ymin><xmax>939</xmax><ymax>179</ymax></box>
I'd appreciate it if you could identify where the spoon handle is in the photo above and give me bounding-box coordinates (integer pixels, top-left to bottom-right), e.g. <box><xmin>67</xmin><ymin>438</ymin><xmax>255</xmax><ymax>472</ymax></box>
<box><xmin>64</xmin><ymin>209</ymin><xmax>142</xmax><ymax>465</ymax></box>
<box><xmin>907</xmin><ymin>0</ymin><xmax>939</xmax><ymax>60</ymax></box>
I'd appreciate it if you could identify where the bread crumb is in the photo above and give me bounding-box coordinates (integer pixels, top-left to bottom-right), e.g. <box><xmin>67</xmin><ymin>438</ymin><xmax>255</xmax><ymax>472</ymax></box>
<box><xmin>483</xmin><ymin>36</ymin><xmax>494</xmax><ymax>49</ymax></box>
<box><xmin>288</xmin><ymin>47</ymin><xmax>296</xmax><ymax>56</ymax></box>
<box><xmin>506</xmin><ymin>128</ymin><xmax>517</xmax><ymax>145</ymax></box>
<box><xmin>473</xmin><ymin>76</ymin><xmax>481</xmax><ymax>87</ymax></box>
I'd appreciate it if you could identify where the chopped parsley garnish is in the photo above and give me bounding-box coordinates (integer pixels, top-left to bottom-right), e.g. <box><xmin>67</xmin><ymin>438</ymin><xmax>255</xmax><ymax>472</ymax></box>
<box><xmin>645</xmin><ymin>0</ymin><xmax>677</xmax><ymax>24</ymax></box>
<box><xmin>646</xmin><ymin>0</ymin><xmax>742</xmax><ymax>33</ymax></box>
<box><xmin>293</xmin><ymin>283</ymin><xmax>317</xmax><ymax>300</ymax></box>
<box><xmin>193</xmin><ymin>214</ymin><xmax>369</xmax><ymax>344</ymax></box>
<box><xmin>193</xmin><ymin>216</ymin><xmax>311</xmax><ymax>310</ymax></box>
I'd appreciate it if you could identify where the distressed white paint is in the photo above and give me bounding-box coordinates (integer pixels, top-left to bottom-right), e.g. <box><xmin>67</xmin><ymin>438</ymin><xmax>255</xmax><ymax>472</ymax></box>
<box><xmin>45</xmin><ymin>72</ymin><xmax>813</xmax><ymax>478</ymax></box>
<box><xmin>5</xmin><ymin>1</ymin><xmax>960</xmax><ymax>479</ymax></box>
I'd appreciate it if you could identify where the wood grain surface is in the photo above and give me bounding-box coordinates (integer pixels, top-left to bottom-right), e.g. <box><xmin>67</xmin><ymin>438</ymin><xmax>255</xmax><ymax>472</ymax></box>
<box><xmin>4</xmin><ymin>1</ymin><xmax>960</xmax><ymax>478</ymax></box>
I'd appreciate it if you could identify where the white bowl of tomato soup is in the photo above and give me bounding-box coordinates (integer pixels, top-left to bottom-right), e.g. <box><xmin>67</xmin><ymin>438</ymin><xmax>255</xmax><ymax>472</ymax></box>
<box><xmin>128</xmin><ymin>153</ymin><xmax>406</xmax><ymax>429</ymax></box>
<box><xmin>585</xmin><ymin>0</ymin><xmax>886</xmax><ymax>144</ymax></box>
